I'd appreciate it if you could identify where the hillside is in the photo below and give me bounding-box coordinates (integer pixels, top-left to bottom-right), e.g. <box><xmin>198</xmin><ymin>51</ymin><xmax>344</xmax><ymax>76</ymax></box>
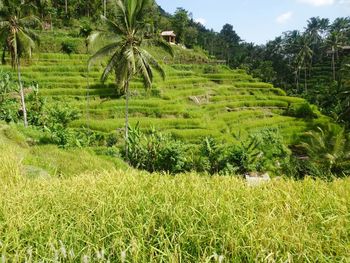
<box><xmin>1</xmin><ymin>2</ymin><xmax>350</xmax><ymax>261</ymax></box>
<box><xmin>0</xmin><ymin>30</ymin><xmax>336</xmax><ymax>177</ymax></box>
<box><xmin>2</xmin><ymin>50</ymin><xmax>330</xmax><ymax>145</ymax></box>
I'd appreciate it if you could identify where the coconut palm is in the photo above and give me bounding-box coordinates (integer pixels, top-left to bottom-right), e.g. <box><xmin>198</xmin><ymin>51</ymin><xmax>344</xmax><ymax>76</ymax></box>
<box><xmin>330</xmin><ymin>17</ymin><xmax>350</xmax><ymax>36</ymax></box>
<box><xmin>103</xmin><ymin>0</ymin><xmax>107</xmax><ymax>17</ymax></box>
<box><xmin>306</xmin><ymin>17</ymin><xmax>329</xmax><ymax>45</ymax></box>
<box><xmin>0</xmin><ymin>2</ymin><xmax>40</xmax><ymax>127</ymax></box>
<box><xmin>326</xmin><ymin>31</ymin><xmax>343</xmax><ymax>81</ymax></box>
<box><xmin>295</xmin><ymin>35</ymin><xmax>313</xmax><ymax>93</ymax></box>
<box><xmin>301</xmin><ymin>125</ymin><xmax>350</xmax><ymax>176</ymax></box>
<box><xmin>89</xmin><ymin>0</ymin><xmax>173</xmax><ymax>159</ymax></box>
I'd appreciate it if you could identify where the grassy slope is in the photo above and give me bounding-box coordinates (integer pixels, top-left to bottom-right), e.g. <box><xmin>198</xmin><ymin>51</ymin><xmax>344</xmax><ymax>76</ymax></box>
<box><xmin>0</xmin><ymin>123</ymin><xmax>128</xmax><ymax>177</ymax></box>
<box><xmin>0</xmin><ymin>32</ymin><xmax>349</xmax><ymax>261</ymax></box>
<box><xmin>0</xmin><ymin>30</ymin><xmax>334</xmax><ymax>177</ymax></box>
<box><xmin>0</xmin><ymin>131</ymin><xmax>349</xmax><ymax>261</ymax></box>
<box><xmin>2</xmin><ymin>50</ymin><xmax>331</xmax><ymax>146</ymax></box>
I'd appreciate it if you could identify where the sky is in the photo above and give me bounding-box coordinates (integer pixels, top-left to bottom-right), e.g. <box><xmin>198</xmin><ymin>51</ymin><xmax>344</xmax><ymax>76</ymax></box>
<box><xmin>156</xmin><ymin>0</ymin><xmax>350</xmax><ymax>44</ymax></box>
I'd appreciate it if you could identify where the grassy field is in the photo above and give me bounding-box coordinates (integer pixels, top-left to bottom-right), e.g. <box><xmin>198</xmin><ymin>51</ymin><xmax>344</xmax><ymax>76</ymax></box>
<box><xmin>0</xmin><ymin>32</ymin><xmax>349</xmax><ymax>262</ymax></box>
<box><xmin>0</xmin><ymin>128</ymin><xmax>349</xmax><ymax>262</ymax></box>
<box><xmin>0</xmin><ymin>132</ymin><xmax>349</xmax><ymax>261</ymax></box>
<box><xmin>1</xmin><ymin>49</ymin><xmax>331</xmax><ymax>146</ymax></box>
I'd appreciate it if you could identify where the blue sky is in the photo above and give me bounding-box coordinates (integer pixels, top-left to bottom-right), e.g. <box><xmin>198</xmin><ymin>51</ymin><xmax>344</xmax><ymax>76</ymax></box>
<box><xmin>156</xmin><ymin>0</ymin><xmax>350</xmax><ymax>44</ymax></box>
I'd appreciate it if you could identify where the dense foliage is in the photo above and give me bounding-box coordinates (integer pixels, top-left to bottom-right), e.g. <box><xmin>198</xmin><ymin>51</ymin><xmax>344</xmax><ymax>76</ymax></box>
<box><xmin>0</xmin><ymin>0</ymin><xmax>350</xmax><ymax>179</ymax></box>
<box><xmin>1</xmin><ymin>141</ymin><xmax>349</xmax><ymax>261</ymax></box>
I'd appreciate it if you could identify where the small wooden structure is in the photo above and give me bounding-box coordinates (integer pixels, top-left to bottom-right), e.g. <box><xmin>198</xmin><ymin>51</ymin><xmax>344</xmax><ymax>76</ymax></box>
<box><xmin>327</xmin><ymin>46</ymin><xmax>350</xmax><ymax>56</ymax></box>
<box><xmin>341</xmin><ymin>46</ymin><xmax>350</xmax><ymax>55</ymax></box>
<box><xmin>161</xmin><ymin>31</ymin><xmax>176</xmax><ymax>44</ymax></box>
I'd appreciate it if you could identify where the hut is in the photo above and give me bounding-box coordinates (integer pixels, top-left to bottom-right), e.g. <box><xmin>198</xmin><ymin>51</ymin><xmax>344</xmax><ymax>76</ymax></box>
<box><xmin>161</xmin><ymin>31</ymin><xmax>176</xmax><ymax>44</ymax></box>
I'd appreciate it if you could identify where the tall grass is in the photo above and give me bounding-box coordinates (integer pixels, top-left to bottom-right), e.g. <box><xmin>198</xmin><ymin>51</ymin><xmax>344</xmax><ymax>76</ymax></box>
<box><xmin>0</xmin><ymin>170</ymin><xmax>349</xmax><ymax>262</ymax></box>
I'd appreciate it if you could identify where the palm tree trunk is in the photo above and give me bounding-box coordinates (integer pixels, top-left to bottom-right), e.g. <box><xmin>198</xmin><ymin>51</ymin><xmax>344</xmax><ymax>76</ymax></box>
<box><xmin>125</xmin><ymin>81</ymin><xmax>129</xmax><ymax>161</ymax></box>
<box><xmin>296</xmin><ymin>69</ymin><xmax>299</xmax><ymax>92</ymax></box>
<box><xmin>332</xmin><ymin>47</ymin><xmax>335</xmax><ymax>81</ymax></box>
<box><xmin>16</xmin><ymin>58</ymin><xmax>28</xmax><ymax>127</ymax></box>
<box><xmin>65</xmin><ymin>0</ymin><xmax>68</xmax><ymax>15</ymax></box>
<box><xmin>103</xmin><ymin>0</ymin><xmax>107</xmax><ymax>16</ymax></box>
<box><xmin>304</xmin><ymin>67</ymin><xmax>307</xmax><ymax>93</ymax></box>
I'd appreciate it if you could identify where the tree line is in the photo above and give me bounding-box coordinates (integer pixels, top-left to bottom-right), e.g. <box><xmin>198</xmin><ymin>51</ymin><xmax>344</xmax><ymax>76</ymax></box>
<box><xmin>158</xmin><ymin>9</ymin><xmax>350</xmax><ymax>125</ymax></box>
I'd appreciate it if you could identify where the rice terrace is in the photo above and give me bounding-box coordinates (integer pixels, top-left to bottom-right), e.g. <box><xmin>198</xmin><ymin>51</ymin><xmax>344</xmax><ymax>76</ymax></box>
<box><xmin>0</xmin><ymin>0</ymin><xmax>349</xmax><ymax>261</ymax></box>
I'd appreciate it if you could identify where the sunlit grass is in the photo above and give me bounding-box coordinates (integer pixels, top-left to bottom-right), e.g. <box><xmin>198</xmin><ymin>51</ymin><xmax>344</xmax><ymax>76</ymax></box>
<box><xmin>0</xmin><ymin>164</ymin><xmax>349</xmax><ymax>261</ymax></box>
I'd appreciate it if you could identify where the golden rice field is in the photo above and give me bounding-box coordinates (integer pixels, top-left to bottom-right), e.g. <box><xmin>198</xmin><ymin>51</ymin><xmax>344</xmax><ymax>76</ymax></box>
<box><xmin>0</xmin><ymin>133</ymin><xmax>349</xmax><ymax>262</ymax></box>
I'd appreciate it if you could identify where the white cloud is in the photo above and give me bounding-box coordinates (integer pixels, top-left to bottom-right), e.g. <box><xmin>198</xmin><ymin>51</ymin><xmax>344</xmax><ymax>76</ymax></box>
<box><xmin>297</xmin><ymin>0</ymin><xmax>335</xmax><ymax>6</ymax></box>
<box><xmin>276</xmin><ymin>11</ymin><xmax>293</xmax><ymax>24</ymax></box>
<box><xmin>339</xmin><ymin>0</ymin><xmax>350</xmax><ymax>5</ymax></box>
<box><xmin>195</xmin><ymin>18</ymin><xmax>207</xmax><ymax>25</ymax></box>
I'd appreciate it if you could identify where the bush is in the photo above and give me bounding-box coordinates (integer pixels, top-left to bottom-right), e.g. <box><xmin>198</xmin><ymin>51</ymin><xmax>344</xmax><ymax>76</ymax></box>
<box><xmin>293</xmin><ymin>125</ymin><xmax>350</xmax><ymax>178</ymax></box>
<box><xmin>285</xmin><ymin>103</ymin><xmax>318</xmax><ymax>119</ymax></box>
<box><xmin>125</xmin><ymin>125</ymin><xmax>187</xmax><ymax>174</ymax></box>
<box><xmin>0</xmin><ymin>100</ymin><xmax>20</xmax><ymax>123</ymax></box>
<box><xmin>43</xmin><ymin>105</ymin><xmax>80</xmax><ymax>147</ymax></box>
<box><xmin>61</xmin><ymin>41</ymin><xmax>77</xmax><ymax>56</ymax></box>
<box><xmin>203</xmin><ymin>65</ymin><xmax>219</xmax><ymax>74</ymax></box>
<box><xmin>26</xmin><ymin>83</ymin><xmax>45</xmax><ymax>126</ymax></box>
<box><xmin>197</xmin><ymin>129</ymin><xmax>290</xmax><ymax>176</ymax></box>
<box><xmin>0</xmin><ymin>71</ymin><xmax>19</xmax><ymax>123</ymax></box>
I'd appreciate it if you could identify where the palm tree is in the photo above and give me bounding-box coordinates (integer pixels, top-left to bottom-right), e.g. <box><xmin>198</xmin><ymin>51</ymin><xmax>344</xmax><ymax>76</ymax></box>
<box><xmin>326</xmin><ymin>31</ymin><xmax>342</xmax><ymax>81</ymax></box>
<box><xmin>306</xmin><ymin>17</ymin><xmax>329</xmax><ymax>45</ymax></box>
<box><xmin>0</xmin><ymin>2</ymin><xmax>40</xmax><ymax>127</ymax></box>
<box><xmin>295</xmin><ymin>35</ymin><xmax>313</xmax><ymax>93</ymax></box>
<box><xmin>301</xmin><ymin>125</ymin><xmax>350</xmax><ymax>176</ymax></box>
<box><xmin>306</xmin><ymin>17</ymin><xmax>329</xmax><ymax>62</ymax></box>
<box><xmin>65</xmin><ymin>0</ymin><xmax>68</xmax><ymax>15</ymax></box>
<box><xmin>103</xmin><ymin>0</ymin><xmax>107</xmax><ymax>17</ymax></box>
<box><xmin>330</xmin><ymin>17</ymin><xmax>350</xmax><ymax>36</ymax></box>
<box><xmin>89</xmin><ymin>0</ymin><xmax>173</xmax><ymax>159</ymax></box>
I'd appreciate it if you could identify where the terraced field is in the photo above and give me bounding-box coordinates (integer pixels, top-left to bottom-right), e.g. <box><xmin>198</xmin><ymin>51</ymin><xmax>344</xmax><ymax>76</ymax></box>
<box><xmin>1</xmin><ymin>51</ymin><xmax>331</xmax><ymax>145</ymax></box>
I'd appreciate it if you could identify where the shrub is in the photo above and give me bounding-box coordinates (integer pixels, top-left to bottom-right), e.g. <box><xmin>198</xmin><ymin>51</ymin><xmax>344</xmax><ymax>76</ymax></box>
<box><xmin>0</xmin><ymin>71</ymin><xmax>19</xmax><ymax>123</ymax></box>
<box><xmin>296</xmin><ymin>125</ymin><xmax>350</xmax><ymax>178</ymax></box>
<box><xmin>198</xmin><ymin>129</ymin><xmax>290</xmax><ymax>176</ymax></box>
<box><xmin>285</xmin><ymin>103</ymin><xmax>318</xmax><ymax>119</ymax></box>
<box><xmin>61</xmin><ymin>41</ymin><xmax>77</xmax><ymax>56</ymax></box>
<box><xmin>203</xmin><ymin>65</ymin><xmax>219</xmax><ymax>74</ymax></box>
<box><xmin>27</xmin><ymin>82</ymin><xmax>45</xmax><ymax>126</ymax></box>
<box><xmin>225</xmin><ymin>134</ymin><xmax>261</xmax><ymax>174</ymax></box>
<box><xmin>125</xmin><ymin>125</ymin><xmax>187</xmax><ymax>173</ymax></box>
<box><xmin>198</xmin><ymin>137</ymin><xmax>225</xmax><ymax>174</ymax></box>
<box><xmin>0</xmin><ymin>100</ymin><xmax>19</xmax><ymax>123</ymax></box>
<box><xmin>43</xmin><ymin>105</ymin><xmax>80</xmax><ymax>147</ymax></box>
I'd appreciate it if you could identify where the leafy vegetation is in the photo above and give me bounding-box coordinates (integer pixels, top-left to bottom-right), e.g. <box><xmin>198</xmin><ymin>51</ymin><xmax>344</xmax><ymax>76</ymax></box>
<box><xmin>88</xmin><ymin>0</ymin><xmax>173</xmax><ymax>159</ymax></box>
<box><xmin>0</xmin><ymin>0</ymin><xmax>349</xmax><ymax>261</ymax></box>
<box><xmin>0</xmin><ymin>137</ymin><xmax>349</xmax><ymax>261</ymax></box>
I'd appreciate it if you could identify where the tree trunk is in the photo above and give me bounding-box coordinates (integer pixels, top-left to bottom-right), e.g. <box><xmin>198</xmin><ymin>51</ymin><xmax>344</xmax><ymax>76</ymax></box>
<box><xmin>304</xmin><ymin>67</ymin><xmax>307</xmax><ymax>93</ymax></box>
<box><xmin>124</xmin><ymin>81</ymin><xmax>130</xmax><ymax>161</ymax></box>
<box><xmin>17</xmin><ymin>58</ymin><xmax>28</xmax><ymax>127</ymax></box>
<box><xmin>103</xmin><ymin>0</ymin><xmax>107</xmax><ymax>17</ymax></box>
<box><xmin>296</xmin><ymin>69</ymin><xmax>299</xmax><ymax>92</ymax></box>
<box><xmin>332</xmin><ymin>47</ymin><xmax>336</xmax><ymax>81</ymax></box>
<box><xmin>65</xmin><ymin>0</ymin><xmax>68</xmax><ymax>15</ymax></box>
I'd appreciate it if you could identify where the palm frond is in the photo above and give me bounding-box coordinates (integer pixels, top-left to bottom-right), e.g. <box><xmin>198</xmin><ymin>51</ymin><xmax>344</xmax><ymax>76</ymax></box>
<box><xmin>101</xmin><ymin>49</ymin><xmax>123</xmax><ymax>82</ymax></box>
<box><xmin>19</xmin><ymin>15</ymin><xmax>41</xmax><ymax>27</ymax></box>
<box><xmin>140</xmin><ymin>49</ymin><xmax>165</xmax><ymax>80</ymax></box>
<box><xmin>88</xmin><ymin>42</ymin><xmax>121</xmax><ymax>69</ymax></box>
<box><xmin>101</xmin><ymin>15</ymin><xmax>126</xmax><ymax>36</ymax></box>
<box><xmin>137</xmin><ymin>51</ymin><xmax>152</xmax><ymax>88</ymax></box>
<box><xmin>124</xmin><ymin>45</ymin><xmax>137</xmax><ymax>74</ymax></box>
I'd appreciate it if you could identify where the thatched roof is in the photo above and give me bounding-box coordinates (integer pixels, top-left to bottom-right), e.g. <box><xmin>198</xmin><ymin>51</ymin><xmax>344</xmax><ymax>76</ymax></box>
<box><xmin>161</xmin><ymin>31</ymin><xmax>176</xmax><ymax>37</ymax></box>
